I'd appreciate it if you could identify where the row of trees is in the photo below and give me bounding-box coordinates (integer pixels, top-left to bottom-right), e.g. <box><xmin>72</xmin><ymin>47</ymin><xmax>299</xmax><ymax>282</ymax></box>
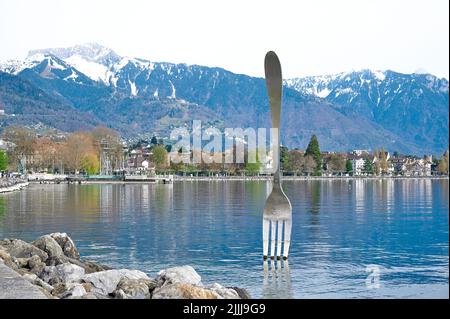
<box><xmin>1</xmin><ymin>126</ymin><xmax>123</xmax><ymax>174</ymax></box>
<box><xmin>1</xmin><ymin>125</ymin><xmax>449</xmax><ymax>176</ymax></box>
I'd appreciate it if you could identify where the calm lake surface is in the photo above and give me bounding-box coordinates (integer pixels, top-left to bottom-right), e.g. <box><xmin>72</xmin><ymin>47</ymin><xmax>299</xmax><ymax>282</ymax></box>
<box><xmin>1</xmin><ymin>179</ymin><xmax>448</xmax><ymax>298</ymax></box>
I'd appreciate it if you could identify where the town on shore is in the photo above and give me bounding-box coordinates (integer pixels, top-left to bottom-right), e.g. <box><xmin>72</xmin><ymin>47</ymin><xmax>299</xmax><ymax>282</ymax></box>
<box><xmin>0</xmin><ymin>125</ymin><xmax>448</xmax><ymax>183</ymax></box>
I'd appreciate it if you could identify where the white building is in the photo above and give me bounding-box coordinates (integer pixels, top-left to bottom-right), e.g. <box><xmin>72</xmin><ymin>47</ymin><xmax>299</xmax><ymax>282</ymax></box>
<box><xmin>351</xmin><ymin>158</ymin><xmax>365</xmax><ymax>175</ymax></box>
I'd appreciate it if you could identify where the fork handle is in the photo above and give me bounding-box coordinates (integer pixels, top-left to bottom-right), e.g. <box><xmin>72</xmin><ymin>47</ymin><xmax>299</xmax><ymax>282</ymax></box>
<box><xmin>264</xmin><ymin>51</ymin><xmax>282</xmax><ymax>186</ymax></box>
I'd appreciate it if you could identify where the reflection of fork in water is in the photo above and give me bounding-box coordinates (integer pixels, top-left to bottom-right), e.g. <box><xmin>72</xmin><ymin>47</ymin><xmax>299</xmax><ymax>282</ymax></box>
<box><xmin>262</xmin><ymin>259</ymin><xmax>293</xmax><ymax>299</ymax></box>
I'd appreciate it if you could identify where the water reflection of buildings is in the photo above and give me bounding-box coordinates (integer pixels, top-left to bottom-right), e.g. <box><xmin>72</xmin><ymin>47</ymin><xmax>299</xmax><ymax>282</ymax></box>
<box><xmin>262</xmin><ymin>259</ymin><xmax>293</xmax><ymax>299</ymax></box>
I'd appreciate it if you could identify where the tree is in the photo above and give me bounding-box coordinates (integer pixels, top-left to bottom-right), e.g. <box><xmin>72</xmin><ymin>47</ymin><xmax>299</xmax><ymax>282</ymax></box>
<box><xmin>374</xmin><ymin>148</ymin><xmax>389</xmax><ymax>175</ymax></box>
<box><xmin>0</xmin><ymin>150</ymin><xmax>8</xmax><ymax>171</ymax></box>
<box><xmin>327</xmin><ymin>154</ymin><xmax>346</xmax><ymax>173</ymax></box>
<box><xmin>152</xmin><ymin>145</ymin><xmax>168</xmax><ymax>169</ymax></box>
<box><xmin>305</xmin><ymin>135</ymin><xmax>322</xmax><ymax>176</ymax></box>
<box><xmin>62</xmin><ymin>132</ymin><xmax>96</xmax><ymax>173</ymax></box>
<box><xmin>245</xmin><ymin>150</ymin><xmax>261</xmax><ymax>175</ymax></box>
<box><xmin>303</xmin><ymin>155</ymin><xmax>317</xmax><ymax>176</ymax></box>
<box><xmin>2</xmin><ymin>126</ymin><xmax>36</xmax><ymax>170</ymax></box>
<box><xmin>80</xmin><ymin>153</ymin><xmax>100</xmax><ymax>175</ymax></box>
<box><xmin>363</xmin><ymin>158</ymin><xmax>374</xmax><ymax>175</ymax></box>
<box><xmin>32</xmin><ymin>137</ymin><xmax>58</xmax><ymax>172</ymax></box>
<box><xmin>438</xmin><ymin>150</ymin><xmax>449</xmax><ymax>175</ymax></box>
<box><xmin>288</xmin><ymin>151</ymin><xmax>304</xmax><ymax>175</ymax></box>
<box><xmin>151</xmin><ymin>136</ymin><xmax>158</xmax><ymax>146</ymax></box>
<box><xmin>280</xmin><ymin>146</ymin><xmax>289</xmax><ymax>171</ymax></box>
<box><xmin>345</xmin><ymin>160</ymin><xmax>353</xmax><ymax>175</ymax></box>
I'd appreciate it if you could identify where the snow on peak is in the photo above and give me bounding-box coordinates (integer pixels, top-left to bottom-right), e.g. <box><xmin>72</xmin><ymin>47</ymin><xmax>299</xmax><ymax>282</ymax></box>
<box><xmin>169</xmin><ymin>80</ymin><xmax>176</xmax><ymax>99</ymax></box>
<box><xmin>128</xmin><ymin>80</ymin><xmax>138</xmax><ymax>96</ymax></box>
<box><xmin>372</xmin><ymin>70</ymin><xmax>386</xmax><ymax>81</ymax></box>
<box><xmin>28</xmin><ymin>43</ymin><xmax>120</xmax><ymax>65</ymax></box>
<box><xmin>64</xmin><ymin>54</ymin><xmax>111</xmax><ymax>83</ymax></box>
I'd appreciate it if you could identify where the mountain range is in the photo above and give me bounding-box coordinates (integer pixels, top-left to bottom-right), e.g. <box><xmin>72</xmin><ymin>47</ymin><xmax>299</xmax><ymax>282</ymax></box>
<box><xmin>0</xmin><ymin>43</ymin><xmax>448</xmax><ymax>155</ymax></box>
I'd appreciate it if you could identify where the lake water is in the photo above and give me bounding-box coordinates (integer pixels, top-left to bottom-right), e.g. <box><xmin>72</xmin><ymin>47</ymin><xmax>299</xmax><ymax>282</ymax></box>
<box><xmin>0</xmin><ymin>179</ymin><xmax>448</xmax><ymax>298</ymax></box>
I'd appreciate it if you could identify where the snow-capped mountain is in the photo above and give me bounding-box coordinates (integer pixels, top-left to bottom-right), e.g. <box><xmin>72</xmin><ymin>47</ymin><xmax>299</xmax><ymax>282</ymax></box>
<box><xmin>0</xmin><ymin>43</ymin><xmax>448</xmax><ymax>155</ymax></box>
<box><xmin>285</xmin><ymin>70</ymin><xmax>449</xmax><ymax>154</ymax></box>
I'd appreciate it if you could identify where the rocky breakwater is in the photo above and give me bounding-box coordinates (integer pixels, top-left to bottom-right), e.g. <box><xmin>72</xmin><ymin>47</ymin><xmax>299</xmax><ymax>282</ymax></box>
<box><xmin>0</xmin><ymin>178</ymin><xmax>29</xmax><ymax>193</ymax></box>
<box><xmin>0</xmin><ymin>233</ymin><xmax>251</xmax><ymax>299</ymax></box>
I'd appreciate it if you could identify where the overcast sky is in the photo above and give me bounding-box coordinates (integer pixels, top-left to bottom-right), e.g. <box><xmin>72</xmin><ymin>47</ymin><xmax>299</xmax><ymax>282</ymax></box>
<box><xmin>0</xmin><ymin>0</ymin><xmax>448</xmax><ymax>79</ymax></box>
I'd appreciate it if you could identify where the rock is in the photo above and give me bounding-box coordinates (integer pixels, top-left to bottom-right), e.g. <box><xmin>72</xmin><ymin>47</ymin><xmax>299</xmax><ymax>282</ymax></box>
<box><xmin>228</xmin><ymin>286</ymin><xmax>251</xmax><ymax>299</ymax></box>
<box><xmin>22</xmin><ymin>273</ymin><xmax>54</xmax><ymax>293</ymax></box>
<box><xmin>49</xmin><ymin>233</ymin><xmax>80</xmax><ymax>259</ymax></box>
<box><xmin>67</xmin><ymin>258</ymin><xmax>111</xmax><ymax>274</ymax></box>
<box><xmin>0</xmin><ymin>239</ymin><xmax>48</xmax><ymax>261</ymax></box>
<box><xmin>27</xmin><ymin>255</ymin><xmax>43</xmax><ymax>268</ymax></box>
<box><xmin>157</xmin><ymin>265</ymin><xmax>202</xmax><ymax>286</ymax></box>
<box><xmin>16</xmin><ymin>257</ymin><xmax>30</xmax><ymax>268</ymax></box>
<box><xmin>22</xmin><ymin>273</ymin><xmax>38</xmax><ymax>282</ymax></box>
<box><xmin>112</xmin><ymin>278</ymin><xmax>155</xmax><ymax>299</ymax></box>
<box><xmin>66</xmin><ymin>292</ymin><xmax>98</xmax><ymax>299</ymax></box>
<box><xmin>32</xmin><ymin>235</ymin><xmax>64</xmax><ymax>259</ymax></box>
<box><xmin>41</xmin><ymin>263</ymin><xmax>85</xmax><ymax>285</ymax></box>
<box><xmin>60</xmin><ymin>284</ymin><xmax>86</xmax><ymax>299</ymax></box>
<box><xmin>82</xmin><ymin>282</ymin><xmax>92</xmax><ymax>292</ymax></box>
<box><xmin>113</xmin><ymin>289</ymin><xmax>129</xmax><ymax>299</ymax></box>
<box><xmin>0</xmin><ymin>247</ymin><xmax>18</xmax><ymax>270</ymax></box>
<box><xmin>45</xmin><ymin>255</ymin><xmax>68</xmax><ymax>267</ymax></box>
<box><xmin>79</xmin><ymin>269</ymin><xmax>150</xmax><ymax>295</ymax></box>
<box><xmin>51</xmin><ymin>283</ymin><xmax>68</xmax><ymax>297</ymax></box>
<box><xmin>152</xmin><ymin>283</ymin><xmax>219</xmax><ymax>299</ymax></box>
<box><xmin>207</xmin><ymin>283</ymin><xmax>240</xmax><ymax>299</ymax></box>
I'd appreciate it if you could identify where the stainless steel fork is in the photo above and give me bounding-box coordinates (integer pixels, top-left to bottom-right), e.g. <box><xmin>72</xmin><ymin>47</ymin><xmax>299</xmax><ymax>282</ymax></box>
<box><xmin>263</xmin><ymin>51</ymin><xmax>292</xmax><ymax>260</ymax></box>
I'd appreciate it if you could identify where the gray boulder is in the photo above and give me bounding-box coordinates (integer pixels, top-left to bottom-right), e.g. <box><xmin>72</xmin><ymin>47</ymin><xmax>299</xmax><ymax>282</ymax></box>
<box><xmin>207</xmin><ymin>283</ymin><xmax>240</xmax><ymax>299</ymax></box>
<box><xmin>152</xmin><ymin>283</ymin><xmax>220</xmax><ymax>299</ymax></box>
<box><xmin>0</xmin><ymin>239</ymin><xmax>48</xmax><ymax>261</ymax></box>
<box><xmin>79</xmin><ymin>269</ymin><xmax>150</xmax><ymax>295</ymax></box>
<box><xmin>112</xmin><ymin>277</ymin><xmax>156</xmax><ymax>299</ymax></box>
<box><xmin>41</xmin><ymin>263</ymin><xmax>85</xmax><ymax>285</ymax></box>
<box><xmin>32</xmin><ymin>235</ymin><xmax>64</xmax><ymax>259</ymax></box>
<box><xmin>59</xmin><ymin>284</ymin><xmax>87</xmax><ymax>299</ymax></box>
<box><xmin>229</xmin><ymin>286</ymin><xmax>251</xmax><ymax>299</ymax></box>
<box><xmin>49</xmin><ymin>233</ymin><xmax>80</xmax><ymax>260</ymax></box>
<box><xmin>22</xmin><ymin>273</ymin><xmax>54</xmax><ymax>293</ymax></box>
<box><xmin>156</xmin><ymin>265</ymin><xmax>202</xmax><ymax>286</ymax></box>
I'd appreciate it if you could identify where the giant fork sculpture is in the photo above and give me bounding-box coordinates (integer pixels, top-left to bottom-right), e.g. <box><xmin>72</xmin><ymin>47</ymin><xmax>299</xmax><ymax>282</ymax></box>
<box><xmin>263</xmin><ymin>51</ymin><xmax>293</xmax><ymax>260</ymax></box>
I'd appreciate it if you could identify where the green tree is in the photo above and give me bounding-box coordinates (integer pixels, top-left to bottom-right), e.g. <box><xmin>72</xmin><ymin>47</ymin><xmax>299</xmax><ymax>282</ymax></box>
<box><xmin>0</xmin><ymin>150</ymin><xmax>8</xmax><ymax>171</ymax></box>
<box><xmin>80</xmin><ymin>153</ymin><xmax>99</xmax><ymax>175</ymax></box>
<box><xmin>151</xmin><ymin>136</ymin><xmax>158</xmax><ymax>146</ymax></box>
<box><xmin>363</xmin><ymin>158</ymin><xmax>374</xmax><ymax>175</ymax></box>
<box><xmin>245</xmin><ymin>150</ymin><xmax>261</xmax><ymax>175</ymax></box>
<box><xmin>345</xmin><ymin>159</ymin><xmax>353</xmax><ymax>175</ymax></box>
<box><xmin>280</xmin><ymin>146</ymin><xmax>289</xmax><ymax>171</ymax></box>
<box><xmin>305</xmin><ymin>135</ymin><xmax>322</xmax><ymax>176</ymax></box>
<box><xmin>152</xmin><ymin>145</ymin><xmax>168</xmax><ymax>169</ymax></box>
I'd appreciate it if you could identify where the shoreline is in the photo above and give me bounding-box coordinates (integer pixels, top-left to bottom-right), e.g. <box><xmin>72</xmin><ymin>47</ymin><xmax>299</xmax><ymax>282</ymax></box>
<box><xmin>0</xmin><ymin>233</ymin><xmax>251</xmax><ymax>299</ymax></box>
<box><xmin>26</xmin><ymin>175</ymin><xmax>449</xmax><ymax>185</ymax></box>
<box><xmin>0</xmin><ymin>181</ymin><xmax>29</xmax><ymax>193</ymax></box>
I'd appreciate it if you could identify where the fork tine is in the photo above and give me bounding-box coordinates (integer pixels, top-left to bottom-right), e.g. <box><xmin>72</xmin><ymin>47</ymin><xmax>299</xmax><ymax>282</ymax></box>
<box><xmin>263</xmin><ymin>219</ymin><xmax>270</xmax><ymax>259</ymax></box>
<box><xmin>283</xmin><ymin>219</ymin><xmax>292</xmax><ymax>259</ymax></box>
<box><xmin>276</xmin><ymin>221</ymin><xmax>283</xmax><ymax>259</ymax></box>
<box><xmin>270</xmin><ymin>220</ymin><xmax>276</xmax><ymax>259</ymax></box>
